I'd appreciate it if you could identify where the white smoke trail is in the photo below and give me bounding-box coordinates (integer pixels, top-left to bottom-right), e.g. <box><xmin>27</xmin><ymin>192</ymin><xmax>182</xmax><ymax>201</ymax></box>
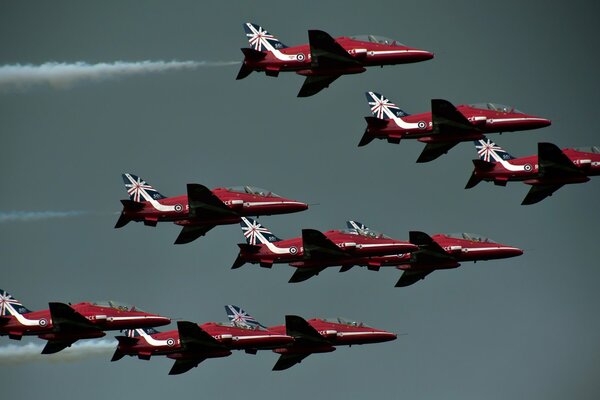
<box><xmin>0</xmin><ymin>211</ymin><xmax>86</xmax><ymax>223</ymax></box>
<box><xmin>0</xmin><ymin>60</ymin><xmax>239</xmax><ymax>91</ymax></box>
<box><xmin>0</xmin><ymin>339</ymin><xmax>115</xmax><ymax>365</ymax></box>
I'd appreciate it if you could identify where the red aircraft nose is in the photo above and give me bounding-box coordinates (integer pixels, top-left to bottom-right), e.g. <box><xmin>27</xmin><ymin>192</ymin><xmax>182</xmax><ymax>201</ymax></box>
<box><xmin>499</xmin><ymin>246</ymin><xmax>524</xmax><ymax>258</ymax></box>
<box><xmin>284</xmin><ymin>200</ymin><xmax>309</xmax><ymax>213</ymax></box>
<box><xmin>140</xmin><ymin>315</ymin><xmax>171</xmax><ymax>327</ymax></box>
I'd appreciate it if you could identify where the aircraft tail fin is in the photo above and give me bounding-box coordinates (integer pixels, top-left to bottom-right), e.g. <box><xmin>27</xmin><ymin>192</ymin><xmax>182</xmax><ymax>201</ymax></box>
<box><xmin>240</xmin><ymin>217</ymin><xmax>282</xmax><ymax>245</ymax></box>
<box><xmin>122</xmin><ymin>173</ymin><xmax>166</xmax><ymax>203</ymax></box>
<box><xmin>224</xmin><ymin>305</ymin><xmax>267</xmax><ymax>329</ymax></box>
<box><xmin>243</xmin><ymin>23</ymin><xmax>288</xmax><ymax>53</ymax></box>
<box><xmin>0</xmin><ymin>289</ymin><xmax>32</xmax><ymax>316</ymax></box>
<box><xmin>365</xmin><ymin>91</ymin><xmax>410</xmax><ymax>120</ymax></box>
<box><xmin>345</xmin><ymin>220</ymin><xmax>372</xmax><ymax>235</ymax></box>
<box><xmin>474</xmin><ymin>138</ymin><xmax>515</xmax><ymax>162</ymax></box>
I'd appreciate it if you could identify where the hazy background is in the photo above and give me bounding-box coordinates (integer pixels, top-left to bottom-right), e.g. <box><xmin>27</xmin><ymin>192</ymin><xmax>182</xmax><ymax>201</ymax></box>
<box><xmin>1</xmin><ymin>1</ymin><xmax>599</xmax><ymax>399</ymax></box>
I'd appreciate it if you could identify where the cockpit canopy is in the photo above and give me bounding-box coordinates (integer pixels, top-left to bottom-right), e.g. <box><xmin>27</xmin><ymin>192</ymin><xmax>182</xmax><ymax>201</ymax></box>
<box><xmin>350</xmin><ymin>35</ymin><xmax>405</xmax><ymax>46</ymax></box>
<box><xmin>445</xmin><ymin>233</ymin><xmax>496</xmax><ymax>243</ymax></box>
<box><xmin>226</xmin><ymin>186</ymin><xmax>281</xmax><ymax>197</ymax></box>
<box><xmin>469</xmin><ymin>103</ymin><xmax>523</xmax><ymax>114</ymax></box>
<box><xmin>344</xmin><ymin>227</ymin><xmax>390</xmax><ymax>239</ymax></box>
<box><xmin>573</xmin><ymin>146</ymin><xmax>600</xmax><ymax>154</ymax></box>
<box><xmin>322</xmin><ymin>317</ymin><xmax>365</xmax><ymax>327</ymax></box>
<box><xmin>93</xmin><ymin>301</ymin><xmax>142</xmax><ymax>312</ymax></box>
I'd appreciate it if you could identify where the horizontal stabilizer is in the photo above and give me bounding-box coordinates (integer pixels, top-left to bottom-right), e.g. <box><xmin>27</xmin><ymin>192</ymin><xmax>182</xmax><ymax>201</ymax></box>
<box><xmin>288</xmin><ymin>267</ymin><xmax>325</xmax><ymax>283</ymax></box>
<box><xmin>395</xmin><ymin>269</ymin><xmax>434</xmax><ymax>287</ymax></box>
<box><xmin>285</xmin><ymin>315</ymin><xmax>328</xmax><ymax>344</ymax></box>
<box><xmin>115</xmin><ymin>336</ymin><xmax>139</xmax><ymax>346</ymax></box>
<box><xmin>240</xmin><ymin>47</ymin><xmax>267</xmax><ymax>60</ymax></box>
<box><xmin>115</xmin><ymin>200</ymin><xmax>144</xmax><ymax>228</ymax></box>
<box><xmin>42</xmin><ymin>340</ymin><xmax>75</xmax><ymax>354</ymax></box>
<box><xmin>111</xmin><ymin>349</ymin><xmax>125</xmax><ymax>362</ymax></box>
<box><xmin>273</xmin><ymin>353</ymin><xmax>310</xmax><ymax>371</ymax></box>
<box><xmin>174</xmin><ymin>225</ymin><xmax>215</xmax><ymax>245</ymax></box>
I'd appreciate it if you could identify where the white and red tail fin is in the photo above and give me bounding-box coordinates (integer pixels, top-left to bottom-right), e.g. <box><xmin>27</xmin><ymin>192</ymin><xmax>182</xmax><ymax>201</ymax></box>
<box><xmin>243</xmin><ymin>23</ymin><xmax>288</xmax><ymax>53</ymax></box>
<box><xmin>225</xmin><ymin>305</ymin><xmax>267</xmax><ymax>329</ymax></box>
<box><xmin>474</xmin><ymin>137</ymin><xmax>516</xmax><ymax>162</ymax></box>
<box><xmin>365</xmin><ymin>91</ymin><xmax>410</xmax><ymax>120</ymax></box>
<box><xmin>122</xmin><ymin>173</ymin><xmax>166</xmax><ymax>203</ymax></box>
<box><xmin>0</xmin><ymin>289</ymin><xmax>32</xmax><ymax>317</ymax></box>
<box><xmin>122</xmin><ymin>327</ymin><xmax>160</xmax><ymax>338</ymax></box>
<box><xmin>240</xmin><ymin>217</ymin><xmax>282</xmax><ymax>245</ymax></box>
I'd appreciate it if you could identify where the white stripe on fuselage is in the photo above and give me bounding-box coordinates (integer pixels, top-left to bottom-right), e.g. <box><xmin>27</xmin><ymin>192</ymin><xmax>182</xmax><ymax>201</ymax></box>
<box><xmin>6</xmin><ymin>304</ymin><xmax>41</xmax><ymax>326</ymax></box>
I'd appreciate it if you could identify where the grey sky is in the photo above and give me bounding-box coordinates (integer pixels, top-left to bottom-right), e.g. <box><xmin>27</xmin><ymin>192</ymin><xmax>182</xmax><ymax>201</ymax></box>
<box><xmin>1</xmin><ymin>1</ymin><xmax>599</xmax><ymax>399</ymax></box>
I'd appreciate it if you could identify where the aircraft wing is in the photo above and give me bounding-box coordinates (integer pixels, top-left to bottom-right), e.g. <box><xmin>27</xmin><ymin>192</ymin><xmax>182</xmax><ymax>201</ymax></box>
<box><xmin>288</xmin><ymin>267</ymin><xmax>326</xmax><ymax>283</ymax></box>
<box><xmin>431</xmin><ymin>99</ymin><xmax>476</xmax><ymax>135</ymax></box>
<box><xmin>285</xmin><ymin>315</ymin><xmax>329</xmax><ymax>345</ymax></box>
<box><xmin>302</xmin><ymin>229</ymin><xmax>348</xmax><ymax>259</ymax></box>
<box><xmin>48</xmin><ymin>302</ymin><xmax>98</xmax><ymax>333</ymax></box>
<box><xmin>521</xmin><ymin>184</ymin><xmax>564</xmax><ymax>205</ymax></box>
<box><xmin>169</xmin><ymin>358</ymin><xmax>207</xmax><ymax>375</ymax></box>
<box><xmin>187</xmin><ymin>183</ymin><xmax>238</xmax><ymax>219</ymax></box>
<box><xmin>537</xmin><ymin>142</ymin><xmax>583</xmax><ymax>178</ymax></box>
<box><xmin>177</xmin><ymin>321</ymin><xmax>228</xmax><ymax>353</ymax></box>
<box><xmin>174</xmin><ymin>225</ymin><xmax>216</xmax><ymax>244</ymax></box>
<box><xmin>272</xmin><ymin>353</ymin><xmax>311</xmax><ymax>371</ymax></box>
<box><xmin>395</xmin><ymin>269</ymin><xmax>435</xmax><ymax>287</ymax></box>
<box><xmin>298</xmin><ymin>75</ymin><xmax>341</xmax><ymax>97</ymax></box>
<box><xmin>408</xmin><ymin>231</ymin><xmax>458</xmax><ymax>265</ymax></box>
<box><xmin>308</xmin><ymin>30</ymin><xmax>360</xmax><ymax>69</ymax></box>
<box><xmin>41</xmin><ymin>340</ymin><xmax>77</xmax><ymax>354</ymax></box>
<box><xmin>416</xmin><ymin>141</ymin><xmax>459</xmax><ymax>163</ymax></box>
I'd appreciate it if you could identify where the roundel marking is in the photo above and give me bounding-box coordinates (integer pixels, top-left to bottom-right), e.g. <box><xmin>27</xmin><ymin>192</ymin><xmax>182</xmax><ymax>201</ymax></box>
<box><xmin>417</xmin><ymin>121</ymin><xmax>427</xmax><ymax>129</ymax></box>
<box><xmin>296</xmin><ymin>53</ymin><xmax>305</xmax><ymax>61</ymax></box>
<box><xmin>174</xmin><ymin>204</ymin><xmax>183</xmax><ymax>212</ymax></box>
<box><xmin>167</xmin><ymin>338</ymin><xmax>175</xmax><ymax>347</ymax></box>
<box><xmin>524</xmin><ymin>163</ymin><xmax>533</xmax><ymax>172</ymax></box>
<box><xmin>39</xmin><ymin>318</ymin><xmax>48</xmax><ymax>327</ymax></box>
<box><xmin>289</xmin><ymin>246</ymin><xmax>298</xmax><ymax>255</ymax></box>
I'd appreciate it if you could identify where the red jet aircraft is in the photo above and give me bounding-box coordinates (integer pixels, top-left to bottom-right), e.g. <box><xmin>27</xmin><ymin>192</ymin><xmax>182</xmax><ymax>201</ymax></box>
<box><xmin>0</xmin><ymin>289</ymin><xmax>170</xmax><ymax>354</ymax></box>
<box><xmin>115</xmin><ymin>173</ymin><xmax>308</xmax><ymax>244</ymax></box>
<box><xmin>393</xmin><ymin>230</ymin><xmax>523</xmax><ymax>287</ymax></box>
<box><xmin>112</xmin><ymin>315</ymin><xmax>293</xmax><ymax>375</ymax></box>
<box><xmin>327</xmin><ymin>222</ymin><xmax>523</xmax><ymax>287</ymax></box>
<box><xmin>231</xmin><ymin>218</ymin><xmax>418</xmax><ymax>282</ymax></box>
<box><xmin>236</xmin><ymin>23</ymin><xmax>434</xmax><ymax>97</ymax></box>
<box><xmin>466</xmin><ymin>138</ymin><xmax>600</xmax><ymax>204</ymax></box>
<box><xmin>359</xmin><ymin>92</ymin><xmax>551</xmax><ymax>162</ymax></box>
<box><xmin>225</xmin><ymin>305</ymin><xmax>396</xmax><ymax>371</ymax></box>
